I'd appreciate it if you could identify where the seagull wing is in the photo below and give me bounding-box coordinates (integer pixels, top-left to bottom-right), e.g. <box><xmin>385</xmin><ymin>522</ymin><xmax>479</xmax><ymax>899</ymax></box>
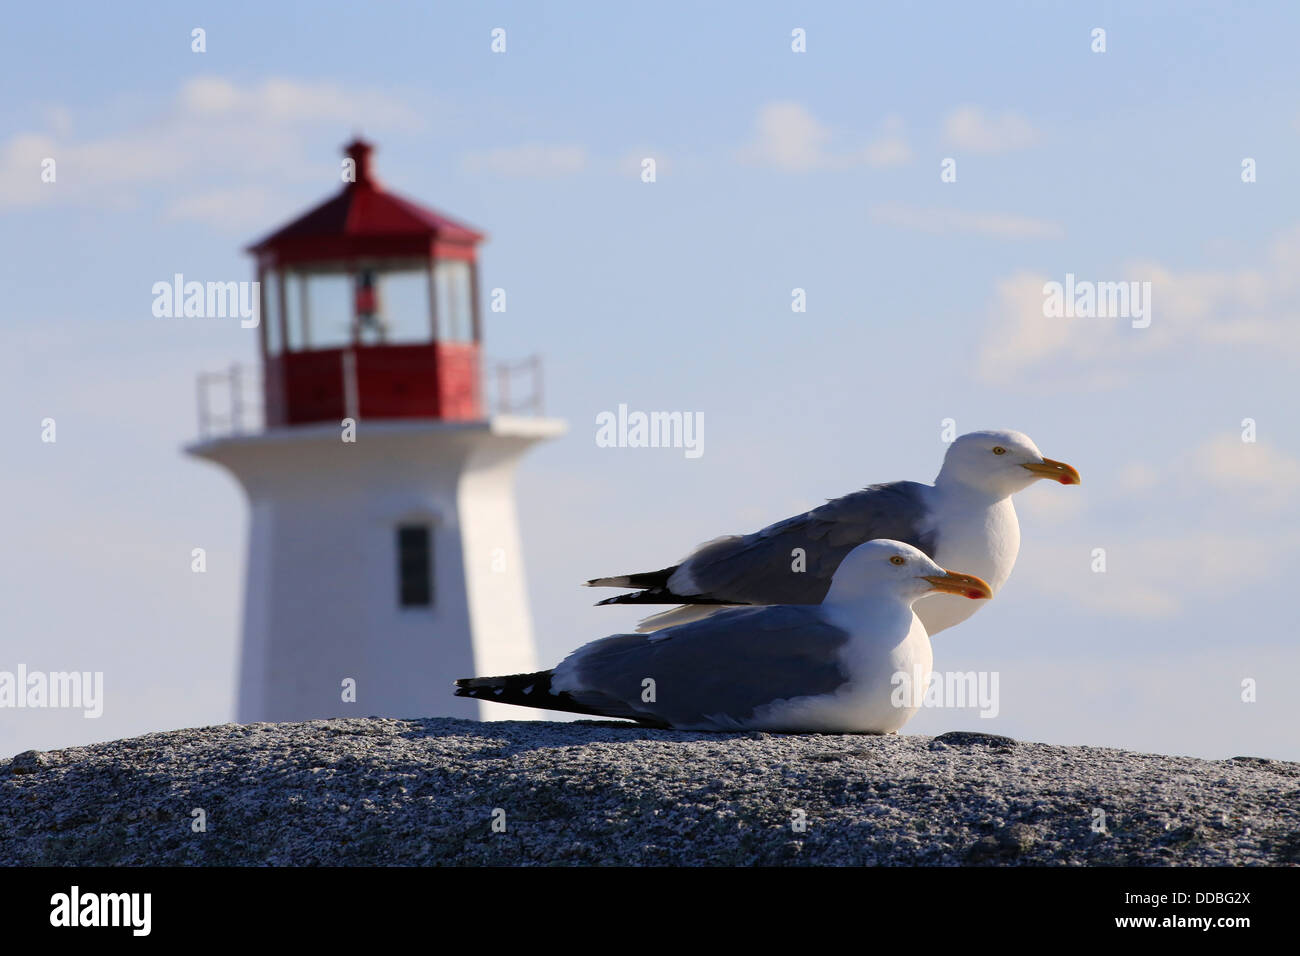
<box><xmin>591</xmin><ymin>481</ymin><xmax>935</xmax><ymax>609</ymax></box>
<box><xmin>552</xmin><ymin>605</ymin><xmax>852</xmax><ymax>729</ymax></box>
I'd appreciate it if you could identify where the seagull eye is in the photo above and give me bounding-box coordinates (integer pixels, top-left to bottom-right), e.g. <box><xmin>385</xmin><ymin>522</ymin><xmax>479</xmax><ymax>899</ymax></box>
<box><xmin>889</xmin><ymin>556</ymin><xmax>906</xmax><ymax>566</ymax></box>
<box><xmin>992</xmin><ymin>446</ymin><xmax>1006</xmax><ymax>455</ymax></box>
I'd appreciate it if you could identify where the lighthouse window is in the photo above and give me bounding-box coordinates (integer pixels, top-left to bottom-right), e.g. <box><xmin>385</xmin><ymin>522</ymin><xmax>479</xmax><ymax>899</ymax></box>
<box><xmin>379</xmin><ymin>269</ymin><xmax>434</xmax><ymax>344</ymax></box>
<box><xmin>397</xmin><ymin>525</ymin><xmax>433</xmax><ymax>607</ymax></box>
<box><xmin>434</xmin><ymin>260</ymin><xmax>474</xmax><ymax>343</ymax></box>
<box><xmin>263</xmin><ymin>270</ymin><xmax>282</xmax><ymax>357</ymax></box>
<box><xmin>303</xmin><ymin>273</ymin><xmax>353</xmax><ymax>349</ymax></box>
<box><xmin>284</xmin><ymin>273</ymin><xmax>308</xmax><ymax>351</ymax></box>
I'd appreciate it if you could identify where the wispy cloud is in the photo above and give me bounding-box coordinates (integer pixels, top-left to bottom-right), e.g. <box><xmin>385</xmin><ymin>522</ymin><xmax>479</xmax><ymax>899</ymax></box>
<box><xmin>976</xmin><ymin>225</ymin><xmax>1300</xmax><ymax>384</ymax></box>
<box><xmin>943</xmin><ymin>105</ymin><xmax>1037</xmax><ymax>154</ymax></box>
<box><xmin>1023</xmin><ymin>529</ymin><xmax>1297</xmax><ymax>619</ymax></box>
<box><xmin>1012</xmin><ymin>427</ymin><xmax>1300</xmax><ymax>619</ymax></box>
<box><xmin>859</xmin><ymin>116</ymin><xmax>911</xmax><ymax>167</ymax></box>
<box><xmin>166</xmin><ymin>186</ymin><xmax>283</xmax><ymax>231</ymax></box>
<box><xmin>461</xmin><ymin>143</ymin><xmax>588</xmax><ymax>178</ymax></box>
<box><xmin>738</xmin><ymin>101</ymin><xmax>911</xmax><ymax>171</ymax></box>
<box><xmin>179</xmin><ymin>76</ymin><xmax>421</xmax><ymax>128</ymax></box>
<box><xmin>1103</xmin><ymin>435</ymin><xmax>1299</xmax><ymax>516</ymax></box>
<box><xmin>0</xmin><ymin>76</ymin><xmax>423</xmax><ymax>211</ymax></box>
<box><xmin>871</xmin><ymin>202</ymin><xmax>1064</xmax><ymax>240</ymax></box>
<box><xmin>1193</xmin><ymin>434</ymin><xmax>1300</xmax><ymax>508</ymax></box>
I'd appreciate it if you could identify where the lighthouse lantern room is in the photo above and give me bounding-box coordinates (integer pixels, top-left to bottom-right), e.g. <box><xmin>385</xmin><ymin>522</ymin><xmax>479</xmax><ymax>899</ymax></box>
<box><xmin>188</xmin><ymin>139</ymin><xmax>565</xmax><ymax>724</ymax></box>
<box><xmin>251</xmin><ymin>138</ymin><xmax>486</xmax><ymax>425</ymax></box>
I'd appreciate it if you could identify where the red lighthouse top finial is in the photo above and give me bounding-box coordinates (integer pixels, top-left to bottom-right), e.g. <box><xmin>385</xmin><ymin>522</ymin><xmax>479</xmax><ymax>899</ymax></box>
<box><xmin>345</xmin><ymin>137</ymin><xmax>376</xmax><ymax>188</ymax></box>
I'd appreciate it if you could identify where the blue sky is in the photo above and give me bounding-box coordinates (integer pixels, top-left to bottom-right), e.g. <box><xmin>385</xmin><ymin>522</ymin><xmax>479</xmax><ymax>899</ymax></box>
<box><xmin>3</xmin><ymin>1</ymin><xmax>1298</xmax><ymax>760</ymax></box>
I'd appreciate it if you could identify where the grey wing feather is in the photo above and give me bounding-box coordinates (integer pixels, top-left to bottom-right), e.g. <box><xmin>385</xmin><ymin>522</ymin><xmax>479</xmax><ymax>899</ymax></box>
<box><xmin>560</xmin><ymin>605</ymin><xmax>852</xmax><ymax>728</ymax></box>
<box><xmin>672</xmin><ymin>481</ymin><xmax>935</xmax><ymax>605</ymax></box>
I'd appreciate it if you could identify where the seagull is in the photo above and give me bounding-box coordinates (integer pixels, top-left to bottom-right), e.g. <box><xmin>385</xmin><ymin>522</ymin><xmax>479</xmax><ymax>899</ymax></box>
<box><xmin>456</xmin><ymin>540</ymin><xmax>992</xmax><ymax>733</ymax></box>
<box><xmin>586</xmin><ymin>429</ymin><xmax>1079</xmax><ymax>635</ymax></box>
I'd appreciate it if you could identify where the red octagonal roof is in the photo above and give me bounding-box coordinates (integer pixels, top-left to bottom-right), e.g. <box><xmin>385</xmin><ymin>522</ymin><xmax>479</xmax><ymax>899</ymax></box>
<box><xmin>247</xmin><ymin>139</ymin><xmax>485</xmax><ymax>268</ymax></box>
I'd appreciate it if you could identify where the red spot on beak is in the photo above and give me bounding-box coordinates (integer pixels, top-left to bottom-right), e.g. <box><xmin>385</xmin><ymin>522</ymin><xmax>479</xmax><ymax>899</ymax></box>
<box><xmin>965</xmin><ymin>589</ymin><xmax>984</xmax><ymax>599</ymax></box>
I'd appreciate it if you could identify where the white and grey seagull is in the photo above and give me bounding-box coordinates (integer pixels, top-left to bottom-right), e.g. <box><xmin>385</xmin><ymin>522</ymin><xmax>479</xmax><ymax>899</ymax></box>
<box><xmin>586</xmin><ymin>429</ymin><xmax>1079</xmax><ymax>636</ymax></box>
<box><xmin>456</xmin><ymin>540</ymin><xmax>992</xmax><ymax>733</ymax></box>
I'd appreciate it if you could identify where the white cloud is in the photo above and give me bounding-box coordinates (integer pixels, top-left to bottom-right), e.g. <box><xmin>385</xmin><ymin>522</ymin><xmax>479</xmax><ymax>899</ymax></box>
<box><xmin>166</xmin><ymin>186</ymin><xmax>283</xmax><ymax>231</ymax></box>
<box><xmin>862</xmin><ymin>135</ymin><xmax>911</xmax><ymax>167</ymax></box>
<box><xmin>859</xmin><ymin>115</ymin><xmax>911</xmax><ymax>167</ymax></box>
<box><xmin>178</xmin><ymin>76</ymin><xmax>422</xmax><ymax>128</ymax></box>
<box><xmin>1020</xmin><ymin>529</ymin><xmax>1297</xmax><ymax>620</ymax></box>
<box><xmin>461</xmin><ymin>143</ymin><xmax>588</xmax><ymax>178</ymax></box>
<box><xmin>0</xmin><ymin>76</ymin><xmax>423</xmax><ymax>209</ymax></box>
<box><xmin>0</xmin><ymin>129</ymin><xmax>183</xmax><ymax>206</ymax></box>
<box><xmin>742</xmin><ymin>101</ymin><xmax>827</xmax><ymax>171</ymax></box>
<box><xmin>1008</xmin><ymin>428</ymin><xmax>1300</xmax><ymax>621</ymax></box>
<box><xmin>1193</xmin><ymin>435</ymin><xmax>1300</xmax><ymax>508</ymax></box>
<box><xmin>943</xmin><ymin>105</ymin><xmax>1038</xmax><ymax>154</ymax></box>
<box><xmin>977</xmin><ymin>271</ymin><xmax>1105</xmax><ymax>384</ymax></box>
<box><xmin>738</xmin><ymin>101</ymin><xmax>911</xmax><ymax>171</ymax></box>
<box><xmin>871</xmin><ymin>202</ymin><xmax>1064</xmax><ymax>240</ymax></box>
<box><xmin>1102</xmin><ymin>436</ymin><xmax>1300</xmax><ymax>525</ymax></box>
<box><xmin>976</xmin><ymin>225</ymin><xmax>1300</xmax><ymax>384</ymax></box>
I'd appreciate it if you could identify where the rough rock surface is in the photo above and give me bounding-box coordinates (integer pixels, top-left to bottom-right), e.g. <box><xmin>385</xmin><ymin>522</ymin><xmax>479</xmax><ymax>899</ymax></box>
<box><xmin>1</xmin><ymin>717</ymin><xmax>1296</xmax><ymax>866</ymax></box>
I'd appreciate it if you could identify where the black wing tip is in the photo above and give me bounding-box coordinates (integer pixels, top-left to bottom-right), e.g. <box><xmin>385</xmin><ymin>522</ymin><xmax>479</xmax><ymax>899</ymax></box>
<box><xmin>453</xmin><ymin>670</ymin><xmax>624</xmax><ymax>722</ymax></box>
<box><xmin>585</xmin><ymin>566</ymin><xmax>680</xmax><ymax>591</ymax></box>
<box><xmin>595</xmin><ymin>589</ymin><xmax>738</xmax><ymax>608</ymax></box>
<box><xmin>454</xmin><ymin>675</ymin><xmax>513</xmax><ymax>697</ymax></box>
<box><xmin>593</xmin><ymin>589</ymin><xmax>673</xmax><ymax>606</ymax></box>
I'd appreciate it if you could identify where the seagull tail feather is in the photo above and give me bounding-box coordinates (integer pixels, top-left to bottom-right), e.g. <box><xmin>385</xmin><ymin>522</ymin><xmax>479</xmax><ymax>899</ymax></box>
<box><xmin>584</xmin><ymin>565</ymin><xmax>678</xmax><ymax>589</ymax></box>
<box><xmin>454</xmin><ymin>670</ymin><xmax>611</xmax><ymax>719</ymax></box>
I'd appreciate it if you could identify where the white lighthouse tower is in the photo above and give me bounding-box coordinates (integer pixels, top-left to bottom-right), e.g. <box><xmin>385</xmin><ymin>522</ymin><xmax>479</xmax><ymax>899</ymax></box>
<box><xmin>188</xmin><ymin>139</ymin><xmax>565</xmax><ymax>723</ymax></box>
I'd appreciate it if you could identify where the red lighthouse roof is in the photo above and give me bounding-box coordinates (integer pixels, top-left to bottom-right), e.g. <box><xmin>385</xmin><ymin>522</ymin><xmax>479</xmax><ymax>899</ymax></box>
<box><xmin>247</xmin><ymin>139</ymin><xmax>485</xmax><ymax>267</ymax></box>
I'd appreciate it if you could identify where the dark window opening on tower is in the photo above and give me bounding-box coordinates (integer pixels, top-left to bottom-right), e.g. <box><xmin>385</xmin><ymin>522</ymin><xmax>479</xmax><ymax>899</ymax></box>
<box><xmin>397</xmin><ymin>525</ymin><xmax>433</xmax><ymax>607</ymax></box>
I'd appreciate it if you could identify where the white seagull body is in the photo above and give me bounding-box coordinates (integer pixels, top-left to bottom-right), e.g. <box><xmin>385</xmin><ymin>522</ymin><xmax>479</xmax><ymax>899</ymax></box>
<box><xmin>911</xmin><ymin>482</ymin><xmax>1020</xmax><ymax>634</ymax></box>
<box><xmin>748</xmin><ymin>599</ymin><xmax>933</xmax><ymax>734</ymax></box>
<box><xmin>456</xmin><ymin>540</ymin><xmax>992</xmax><ymax>734</ymax></box>
<box><xmin>586</xmin><ymin>429</ymin><xmax>1079</xmax><ymax>636</ymax></box>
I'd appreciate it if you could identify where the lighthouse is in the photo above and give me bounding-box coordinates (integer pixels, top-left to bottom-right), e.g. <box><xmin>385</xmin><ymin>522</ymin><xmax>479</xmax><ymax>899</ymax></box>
<box><xmin>188</xmin><ymin>139</ymin><xmax>565</xmax><ymax>723</ymax></box>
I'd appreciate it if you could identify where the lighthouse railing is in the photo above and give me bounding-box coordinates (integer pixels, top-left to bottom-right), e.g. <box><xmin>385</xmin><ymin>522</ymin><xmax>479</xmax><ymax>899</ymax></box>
<box><xmin>486</xmin><ymin>354</ymin><xmax>544</xmax><ymax>416</ymax></box>
<box><xmin>196</xmin><ymin>363</ymin><xmax>264</xmax><ymax>440</ymax></box>
<box><xmin>195</xmin><ymin>353</ymin><xmax>545</xmax><ymax>439</ymax></box>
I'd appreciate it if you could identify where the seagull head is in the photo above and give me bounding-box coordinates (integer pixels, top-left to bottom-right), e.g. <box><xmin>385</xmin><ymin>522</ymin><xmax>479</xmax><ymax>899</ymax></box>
<box><xmin>935</xmin><ymin>429</ymin><xmax>1081</xmax><ymax>497</ymax></box>
<box><xmin>824</xmin><ymin>539</ymin><xmax>993</xmax><ymax>607</ymax></box>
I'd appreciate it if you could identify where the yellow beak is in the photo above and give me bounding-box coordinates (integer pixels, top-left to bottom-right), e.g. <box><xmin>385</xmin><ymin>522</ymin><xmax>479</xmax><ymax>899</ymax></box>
<box><xmin>1021</xmin><ymin>457</ymin><xmax>1081</xmax><ymax>485</ymax></box>
<box><xmin>922</xmin><ymin>569</ymin><xmax>994</xmax><ymax>601</ymax></box>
